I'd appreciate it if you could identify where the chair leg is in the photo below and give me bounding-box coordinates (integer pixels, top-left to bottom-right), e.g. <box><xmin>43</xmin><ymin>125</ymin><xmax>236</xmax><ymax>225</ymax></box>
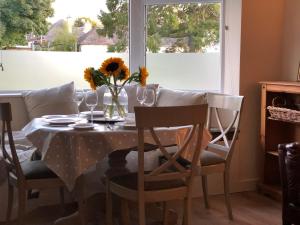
<box><xmin>201</xmin><ymin>175</ymin><xmax>210</xmax><ymax>209</ymax></box>
<box><xmin>6</xmin><ymin>183</ymin><xmax>14</xmax><ymax>223</ymax></box>
<box><xmin>120</xmin><ymin>199</ymin><xmax>130</xmax><ymax>225</ymax></box>
<box><xmin>138</xmin><ymin>198</ymin><xmax>146</xmax><ymax>225</ymax></box>
<box><xmin>224</xmin><ymin>171</ymin><xmax>233</xmax><ymax>220</ymax></box>
<box><xmin>17</xmin><ymin>188</ymin><xmax>27</xmax><ymax>225</ymax></box>
<box><xmin>106</xmin><ymin>179</ymin><xmax>113</xmax><ymax>225</ymax></box>
<box><xmin>182</xmin><ymin>196</ymin><xmax>192</xmax><ymax>225</ymax></box>
<box><xmin>59</xmin><ymin>187</ymin><xmax>65</xmax><ymax>214</ymax></box>
<box><xmin>78</xmin><ymin>193</ymin><xmax>86</xmax><ymax>225</ymax></box>
<box><xmin>163</xmin><ymin>202</ymin><xmax>168</xmax><ymax>225</ymax></box>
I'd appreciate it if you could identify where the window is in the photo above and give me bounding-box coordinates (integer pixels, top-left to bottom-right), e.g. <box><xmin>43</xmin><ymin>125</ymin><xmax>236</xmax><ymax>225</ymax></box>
<box><xmin>0</xmin><ymin>0</ymin><xmax>129</xmax><ymax>90</ymax></box>
<box><xmin>144</xmin><ymin>0</ymin><xmax>222</xmax><ymax>90</ymax></box>
<box><xmin>0</xmin><ymin>0</ymin><xmax>224</xmax><ymax>91</ymax></box>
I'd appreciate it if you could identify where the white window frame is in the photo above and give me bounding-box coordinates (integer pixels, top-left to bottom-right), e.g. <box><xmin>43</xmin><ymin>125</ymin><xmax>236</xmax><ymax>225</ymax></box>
<box><xmin>130</xmin><ymin>0</ymin><xmax>225</xmax><ymax>92</ymax></box>
<box><xmin>0</xmin><ymin>0</ymin><xmax>228</xmax><ymax>93</ymax></box>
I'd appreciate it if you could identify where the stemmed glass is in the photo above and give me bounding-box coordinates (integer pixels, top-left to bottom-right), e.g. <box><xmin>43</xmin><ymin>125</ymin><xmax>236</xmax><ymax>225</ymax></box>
<box><xmin>136</xmin><ymin>86</ymin><xmax>146</xmax><ymax>106</ymax></box>
<box><xmin>143</xmin><ymin>89</ymin><xmax>156</xmax><ymax>107</ymax></box>
<box><xmin>85</xmin><ymin>90</ymin><xmax>98</xmax><ymax>124</ymax></box>
<box><xmin>74</xmin><ymin>89</ymin><xmax>84</xmax><ymax>118</ymax></box>
<box><xmin>136</xmin><ymin>86</ymin><xmax>155</xmax><ymax>107</ymax></box>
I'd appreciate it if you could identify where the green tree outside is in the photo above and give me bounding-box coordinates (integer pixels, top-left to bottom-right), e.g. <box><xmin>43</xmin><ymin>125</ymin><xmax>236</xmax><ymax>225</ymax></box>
<box><xmin>74</xmin><ymin>17</ymin><xmax>97</xmax><ymax>28</ymax></box>
<box><xmin>50</xmin><ymin>21</ymin><xmax>77</xmax><ymax>52</ymax></box>
<box><xmin>97</xmin><ymin>0</ymin><xmax>128</xmax><ymax>53</ymax></box>
<box><xmin>97</xmin><ymin>0</ymin><xmax>220</xmax><ymax>53</ymax></box>
<box><xmin>0</xmin><ymin>0</ymin><xmax>54</xmax><ymax>48</ymax></box>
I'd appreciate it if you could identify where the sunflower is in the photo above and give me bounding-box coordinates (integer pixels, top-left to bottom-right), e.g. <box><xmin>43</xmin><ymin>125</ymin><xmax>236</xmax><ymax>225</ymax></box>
<box><xmin>84</xmin><ymin>68</ymin><xmax>96</xmax><ymax>90</ymax></box>
<box><xmin>99</xmin><ymin>57</ymin><xmax>125</xmax><ymax>77</ymax></box>
<box><xmin>118</xmin><ymin>64</ymin><xmax>130</xmax><ymax>81</ymax></box>
<box><xmin>139</xmin><ymin>67</ymin><xmax>149</xmax><ymax>86</ymax></box>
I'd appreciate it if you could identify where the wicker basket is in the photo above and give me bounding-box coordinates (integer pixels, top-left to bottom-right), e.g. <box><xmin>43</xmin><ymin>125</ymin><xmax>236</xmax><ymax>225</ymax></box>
<box><xmin>267</xmin><ymin>96</ymin><xmax>300</xmax><ymax>122</ymax></box>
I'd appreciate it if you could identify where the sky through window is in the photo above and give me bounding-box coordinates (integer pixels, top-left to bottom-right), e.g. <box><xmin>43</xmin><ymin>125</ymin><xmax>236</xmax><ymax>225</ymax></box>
<box><xmin>48</xmin><ymin>0</ymin><xmax>107</xmax><ymax>24</ymax></box>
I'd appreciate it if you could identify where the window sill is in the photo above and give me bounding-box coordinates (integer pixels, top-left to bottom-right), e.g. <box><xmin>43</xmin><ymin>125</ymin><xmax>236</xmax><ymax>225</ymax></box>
<box><xmin>0</xmin><ymin>91</ymin><xmax>23</xmax><ymax>97</ymax></box>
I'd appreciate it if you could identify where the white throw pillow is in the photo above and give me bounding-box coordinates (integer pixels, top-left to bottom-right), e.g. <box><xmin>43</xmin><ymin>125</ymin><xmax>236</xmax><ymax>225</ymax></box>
<box><xmin>156</xmin><ymin>88</ymin><xmax>207</xmax><ymax>106</ymax></box>
<box><xmin>22</xmin><ymin>82</ymin><xmax>78</xmax><ymax>119</ymax></box>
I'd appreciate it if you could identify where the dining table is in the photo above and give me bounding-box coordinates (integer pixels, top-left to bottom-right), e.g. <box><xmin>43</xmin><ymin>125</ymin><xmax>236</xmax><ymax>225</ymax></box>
<box><xmin>21</xmin><ymin>114</ymin><xmax>211</xmax><ymax>225</ymax></box>
<box><xmin>22</xmin><ymin>116</ymin><xmax>189</xmax><ymax>191</ymax></box>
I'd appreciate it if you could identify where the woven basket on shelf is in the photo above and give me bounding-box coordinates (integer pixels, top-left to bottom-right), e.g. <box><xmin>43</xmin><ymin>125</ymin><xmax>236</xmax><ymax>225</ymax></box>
<box><xmin>267</xmin><ymin>96</ymin><xmax>300</xmax><ymax>122</ymax></box>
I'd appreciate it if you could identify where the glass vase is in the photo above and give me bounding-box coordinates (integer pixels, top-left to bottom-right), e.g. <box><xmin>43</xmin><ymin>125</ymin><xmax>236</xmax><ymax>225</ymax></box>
<box><xmin>103</xmin><ymin>85</ymin><xmax>128</xmax><ymax>119</ymax></box>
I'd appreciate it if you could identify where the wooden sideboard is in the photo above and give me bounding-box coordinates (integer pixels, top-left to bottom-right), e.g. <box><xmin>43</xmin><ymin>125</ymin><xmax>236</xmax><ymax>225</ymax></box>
<box><xmin>259</xmin><ymin>81</ymin><xmax>300</xmax><ymax>199</ymax></box>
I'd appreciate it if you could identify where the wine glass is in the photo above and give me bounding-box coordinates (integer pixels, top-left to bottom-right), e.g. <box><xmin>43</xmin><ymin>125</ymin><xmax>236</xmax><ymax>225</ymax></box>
<box><xmin>85</xmin><ymin>90</ymin><xmax>98</xmax><ymax>124</ymax></box>
<box><xmin>136</xmin><ymin>86</ymin><xmax>145</xmax><ymax>106</ymax></box>
<box><xmin>74</xmin><ymin>89</ymin><xmax>84</xmax><ymax>118</ymax></box>
<box><xmin>143</xmin><ymin>88</ymin><xmax>156</xmax><ymax>107</ymax></box>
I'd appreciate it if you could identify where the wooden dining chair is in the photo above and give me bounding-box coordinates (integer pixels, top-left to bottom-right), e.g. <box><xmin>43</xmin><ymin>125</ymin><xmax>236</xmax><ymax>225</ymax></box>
<box><xmin>106</xmin><ymin>104</ymin><xmax>208</xmax><ymax>225</ymax></box>
<box><xmin>200</xmin><ymin>94</ymin><xmax>244</xmax><ymax>220</ymax></box>
<box><xmin>0</xmin><ymin>102</ymin><xmax>65</xmax><ymax>225</ymax></box>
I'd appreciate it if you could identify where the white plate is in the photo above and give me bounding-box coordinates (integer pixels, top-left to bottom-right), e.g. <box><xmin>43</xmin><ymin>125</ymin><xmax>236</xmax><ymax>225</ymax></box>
<box><xmin>80</xmin><ymin>111</ymin><xmax>104</xmax><ymax>117</ymax></box>
<box><xmin>69</xmin><ymin>123</ymin><xmax>95</xmax><ymax>130</ymax></box>
<box><xmin>45</xmin><ymin>118</ymin><xmax>79</xmax><ymax>125</ymax></box>
<box><xmin>42</xmin><ymin>115</ymin><xmax>69</xmax><ymax>119</ymax></box>
<box><xmin>115</xmin><ymin>122</ymin><xmax>136</xmax><ymax>129</ymax></box>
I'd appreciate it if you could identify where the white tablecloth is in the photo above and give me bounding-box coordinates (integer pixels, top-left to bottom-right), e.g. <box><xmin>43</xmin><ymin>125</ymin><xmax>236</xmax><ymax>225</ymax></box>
<box><xmin>23</xmin><ymin>118</ymin><xmax>180</xmax><ymax>190</ymax></box>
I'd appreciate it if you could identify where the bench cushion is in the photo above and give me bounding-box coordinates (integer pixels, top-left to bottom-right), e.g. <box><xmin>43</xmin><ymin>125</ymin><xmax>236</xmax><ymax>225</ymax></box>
<box><xmin>156</xmin><ymin>88</ymin><xmax>206</xmax><ymax>106</ymax></box>
<box><xmin>22</xmin><ymin>82</ymin><xmax>77</xmax><ymax>119</ymax></box>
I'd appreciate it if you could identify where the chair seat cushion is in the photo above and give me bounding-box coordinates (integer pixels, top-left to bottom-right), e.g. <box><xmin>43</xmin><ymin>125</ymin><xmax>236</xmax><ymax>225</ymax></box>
<box><xmin>21</xmin><ymin>160</ymin><xmax>58</xmax><ymax>180</ymax></box>
<box><xmin>200</xmin><ymin>150</ymin><xmax>225</xmax><ymax>166</ymax></box>
<box><xmin>110</xmin><ymin>172</ymin><xmax>185</xmax><ymax>191</ymax></box>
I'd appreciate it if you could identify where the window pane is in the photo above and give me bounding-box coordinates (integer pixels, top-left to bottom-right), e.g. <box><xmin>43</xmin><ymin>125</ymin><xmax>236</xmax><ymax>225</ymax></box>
<box><xmin>0</xmin><ymin>0</ymin><xmax>129</xmax><ymax>90</ymax></box>
<box><xmin>146</xmin><ymin>3</ymin><xmax>221</xmax><ymax>90</ymax></box>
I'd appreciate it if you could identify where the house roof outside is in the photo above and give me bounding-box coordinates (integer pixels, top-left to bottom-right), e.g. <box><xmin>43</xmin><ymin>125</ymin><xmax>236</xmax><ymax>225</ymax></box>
<box><xmin>45</xmin><ymin>19</ymin><xmax>66</xmax><ymax>42</ymax></box>
<box><xmin>77</xmin><ymin>27</ymin><xmax>116</xmax><ymax>46</ymax></box>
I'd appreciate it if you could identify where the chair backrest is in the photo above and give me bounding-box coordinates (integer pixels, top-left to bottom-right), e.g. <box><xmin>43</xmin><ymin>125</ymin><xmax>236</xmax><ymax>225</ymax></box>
<box><xmin>0</xmin><ymin>103</ymin><xmax>24</xmax><ymax>181</ymax></box>
<box><xmin>206</xmin><ymin>93</ymin><xmax>244</xmax><ymax>162</ymax></box>
<box><xmin>134</xmin><ymin>105</ymin><xmax>208</xmax><ymax>190</ymax></box>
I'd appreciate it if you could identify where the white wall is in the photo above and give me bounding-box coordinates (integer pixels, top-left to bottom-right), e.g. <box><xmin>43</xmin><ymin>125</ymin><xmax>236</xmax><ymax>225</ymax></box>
<box><xmin>281</xmin><ymin>0</ymin><xmax>300</xmax><ymax>81</ymax></box>
<box><xmin>238</xmin><ymin>0</ymin><xmax>285</xmax><ymax>189</ymax></box>
<box><xmin>0</xmin><ymin>50</ymin><xmax>221</xmax><ymax>91</ymax></box>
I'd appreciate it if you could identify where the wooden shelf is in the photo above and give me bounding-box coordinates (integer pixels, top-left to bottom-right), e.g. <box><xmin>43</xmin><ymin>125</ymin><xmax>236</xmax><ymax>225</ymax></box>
<box><xmin>268</xmin><ymin>117</ymin><xmax>300</xmax><ymax>125</ymax></box>
<box><xmin>260</xmin><ymin>81</ymin><xmax>300</xmax><ymax>94</ymax></box>
<box><xmin>260</xmin><ymin>81</ymin><xmax>300</xmax><ymax>201</ymax></box>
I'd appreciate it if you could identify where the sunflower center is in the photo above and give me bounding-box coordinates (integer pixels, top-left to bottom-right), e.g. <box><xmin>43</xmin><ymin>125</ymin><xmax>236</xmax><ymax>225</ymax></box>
<box><xmin>106</xmin><ymin>62</ymin><xmax>119</xmax><ymax>72</ymax></box>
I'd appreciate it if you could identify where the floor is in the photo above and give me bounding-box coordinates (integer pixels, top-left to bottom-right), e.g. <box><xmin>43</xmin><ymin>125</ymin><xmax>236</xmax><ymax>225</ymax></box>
<box><xmin>5</xmin><ymin>191</ymin><xmax>281</xmax><ymax>225</ymax></box>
